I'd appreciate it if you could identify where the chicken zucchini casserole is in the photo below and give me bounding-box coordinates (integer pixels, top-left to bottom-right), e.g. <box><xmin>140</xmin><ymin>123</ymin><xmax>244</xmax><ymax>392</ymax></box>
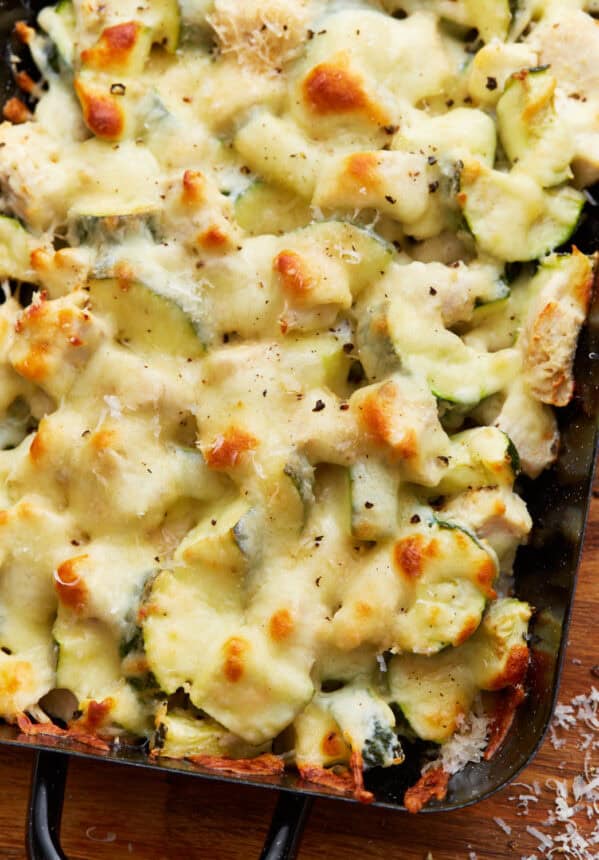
<box><xmin>0</xmin><ymin>0</ymin><xmax>596</xmax><ymax>811</ymax></box>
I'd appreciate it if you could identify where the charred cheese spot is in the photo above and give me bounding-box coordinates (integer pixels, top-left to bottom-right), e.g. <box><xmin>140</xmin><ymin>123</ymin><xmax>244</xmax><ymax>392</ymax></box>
<box><xmin>354</xmin><ymin>601</ymin><xmax>373</xmax><ymax>618</ymax></box>
<box><xmin>269</xmin><ymin>608</ymin><xmax>294</xmax><ymax>641</ymax></box>
<box><xmin>3</xmin><ymin>97</ymin><xmax>32</xmax><ymax>124</ymax></box>
<box><xmin>204</xmin><ymin>428</ymin><xmax>258</xmax><ymax>470</ymax></box>
<box><xmin>89</xmin><ymin>428</ymin><xmax>118</xmax><ymax>451</ymax></box>
<box><xmin>54</xmin><ymin>555</ymin><xmax>89</xmax><ymax>612</ymax></box>
<box><xmin>187</xmin><ymin>753</ymin><xmax>284</xmax><ymax>776</ymax></box>
<box><xmin>182</xmin><ymin>169</ymin><xmax>205</xmax><ymax>205</ymax></box>
<box><xmin>74</xmin><ymin>697</ymin><xmax>114</xmax><ymax>731</ymax></box>
<box><xmin>273</xmin><ymin>250</ymin><xmax>311</xmax><ymax>298</ymax></box>
<box><xmin>454</xmin><ymin>617</ymin><xmax>479</xmax><ymax>646</ymax></box>
<box><xmin>114</xmin><ymin>261</ymin><xmax>136</xmax><ymax>291</ymax></box>
<box><xmin>12</xmin><ymin>342</ymin><xmax>49</xmax><ymax>382</ymax></box>
<box><xmin>303</xmin><ymin>58</ymin><xmax>388</xmax><ymax>125</ymax></box>
<box><xmin>484</xmin><ymin>685</ymin><xmax>526</xmax><ymax>761</ymax></box>
<box><xmin>393</xmin><ymin>535</ymin><xmax>425</xmax><ymax>579</ymax></box>
<box><xmin>359</xmin><ymin>385</ymin><xmax>418</xmax><ymax>460</ymax></box>
<box><xmin>29</xmin><ymin>422</ymin><xmax>48</xmax><ymax>463</ymax></box>
<box><xmin>3</xmin><ymin>661</ymin><xmax>33</xmax><ymax>695</ymax></box>
<box><xmin>487</xmin><ymin>645</ymin><xmax>529</xmax><ymax>690</ymax></box>
<box><xmin>197</xmin><ymin>226</ymin><xmax>231</xmax><ymax>251</ymax></box>
<box><xmin>346</xmin><ymin>152</ymin><xmax>380</xmax><ymax>191</ymax></box>
<box><xmin>403</xmin><ymin>767</ymin><xmax>450</xmax><ymax>814</ymax></box>
<box><xmin>321</xmin><ymin>730</ymin><xmax>345</xmax><ymax>759</ymax></box>
<box><xmin>14</xmin><ymin>21</ymin><xmax>34</xmax><ymax>44</ymax></box>
<box><xmin>29</xmin><ymin>247</ymin><xmax>53</xmax><ymax>273</ymax></box>
<box><xmin>476</xmin><ymin>557</ymin><xmax>497</xmax><ymax>598</ymax></box>
<box><xmin>223</xmin><ymin>636</ymin><xmax>248</xmax><ymax>682</ymax></box>
<box><xmin>75</xmin><ymin>81</ymin><xmax>125</xmax><ymax>140</ymax></box>
<box><xmin>15</xmin><ymin>71</ymin><xmax>37</xmax><ymax>95</ymax></box>
<box><xmin>81</xmin><ymin>22</ymin><xmax>142</xmax><ymax>73</ymax></box>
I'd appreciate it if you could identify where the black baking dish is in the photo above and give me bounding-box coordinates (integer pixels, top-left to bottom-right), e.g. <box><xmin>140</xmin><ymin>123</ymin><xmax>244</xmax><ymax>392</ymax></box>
<box><xmin>0</xmin><ymin>2</ymin><xmax>597</xmax><ymax>858</ymax></box>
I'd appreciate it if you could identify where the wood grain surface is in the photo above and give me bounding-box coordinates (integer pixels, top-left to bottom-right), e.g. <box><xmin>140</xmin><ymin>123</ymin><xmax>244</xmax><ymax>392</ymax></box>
<box><xmin>1</xmin><ymin>489</ymin><xmax>598</xmax><ymax>860</ymax></box>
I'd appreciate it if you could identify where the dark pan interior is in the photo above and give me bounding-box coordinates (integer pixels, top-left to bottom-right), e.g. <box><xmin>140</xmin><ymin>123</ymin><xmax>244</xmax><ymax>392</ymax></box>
<box><xmin>0</xmin><ymin>0</ymin><xmax>597</xmax><ymax>813</ymax></box>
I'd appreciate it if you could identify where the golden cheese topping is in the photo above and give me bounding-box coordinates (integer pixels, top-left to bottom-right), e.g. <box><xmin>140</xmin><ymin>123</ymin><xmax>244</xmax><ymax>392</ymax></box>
<box><xmin>0</xmin><ymin>0</ymin><xmax>595</xmax><ymax>808</ymax></box>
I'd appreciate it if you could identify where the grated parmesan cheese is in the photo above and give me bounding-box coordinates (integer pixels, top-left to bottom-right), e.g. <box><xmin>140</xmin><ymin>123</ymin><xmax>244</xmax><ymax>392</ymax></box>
<box><xmin>423</xmin><ymin>711</ymin><xmax>489</xmax><ymax>776</ymax></box>
<box><xmin>494</xmin><ymin>816</ymin><xmax>512</xmax><ymax>835</ymax></box>
<box><xmin>511</xmin><ymin>688</ymin><xmax>599</xmax><ymax>859</ymax></box>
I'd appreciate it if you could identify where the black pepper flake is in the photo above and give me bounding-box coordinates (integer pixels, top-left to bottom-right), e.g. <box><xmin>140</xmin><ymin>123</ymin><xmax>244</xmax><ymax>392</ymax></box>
<box><xmin>437</xmin><ymin>455</ymin><xmax>450</xmax><ymax>465</ymax></box>
<box><xmin>385</xmin><ymin>194</ymin><xmax>397</xmax><ymax>204</ymax></box>
<box><xmin>71</xmin><ymin>539</ymin><xmax>80</xmax><ymax>546</ymax></box>
<box><xmin>429</xmin><ymin>287</ymin><xmax>437</xmax><ymax>296</ymax></box>
<box><xmin>240</xmin><ymin>165</ymin><xmax>251</xmax><ymax>175</ymax></box>
<box><xmin>410</xmin><ymin>514</ymin><xmax>421</xmax><ymax>524</ymax></box>
<box><xmin>391</xmin><ymin>8</ymin><xmax>407</xmax><ymax>18</ymax></box>
<box><xmin>262</xmin><ymin>389</ymin><xmax>267</xmax><ymax>397</ymax></box>
<box><xmin>364</xmin><ymin>501</ymin><xmax>374</xmax><ymax>509</ymax></box>
<box><xmin>211</xmin><ymin>519</ymin><xmax>217</xmax><ymax>526</ymax></box>
<box><xmin>110</xmin><ymin>82</ymin><xmax>126</xmax><ymax>95</ymax></box>
<box><xmin>383</xmin><ymin>124</ymin><xmax>399</xmax><ymax>135</ymax></box>
<box><xmin>342</xmin><ymin>342</ymin><xmax>354</xmax><ymax>354</ymax></box>
<box><xmin>315</xmin><ymin>576</ymin><xmax>322</xmax><ymax>587</ymax></box>
<box><xmin>486</xmin><ymin>76</ymin><xmax>498</xmax><ymax>91</ymax></box>
<box><xmin>312</xmin><ymin>399</ymin><xmax>325</xmax><ymax>412</ymax></box>
<box><xmin>223</xmin><ymin>333</ymin><xmax>230</xmax><ymax>343</ymax></box>
<box><xmin>445</xmin><ymin>99</ymin><xmax>454</xmax><ymax>108</ymax></box>
<box><xmin>1</xmin><ymin>646</ymin><xmax>12</xmax><ymax>655</ymax></box>
<box><xmin>427</xmin><ymin>155</ymin><xmax>437</xmax><ymax>165</ymax></box>
<box><xmin>339</xmin><ymin>403</ymin><xmax>350</xmax><ymax>411</ymax></box>
<box><xmin>428</xmin><ymin>181</ymin><xmax>439</xmax><ymax>193</ymax></box>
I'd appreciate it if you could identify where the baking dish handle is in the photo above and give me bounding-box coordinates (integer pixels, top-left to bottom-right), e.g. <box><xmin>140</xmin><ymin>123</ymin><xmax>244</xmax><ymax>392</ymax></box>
<box><xmin>260</xmin><ymin>792</ymin><xmax>313</xmax><ymax>860</ymax></box>
<box><xmin>26</xmin><ymin>750</ymin><xmax>68</xmax><ymax>860</ymax></box>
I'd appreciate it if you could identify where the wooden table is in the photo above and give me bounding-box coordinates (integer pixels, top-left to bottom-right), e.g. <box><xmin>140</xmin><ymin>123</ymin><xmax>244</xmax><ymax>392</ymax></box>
<box><xmin>1</xmin><ymin>492</ymin><xmax>598</xmax><ymax>860</ymax></box>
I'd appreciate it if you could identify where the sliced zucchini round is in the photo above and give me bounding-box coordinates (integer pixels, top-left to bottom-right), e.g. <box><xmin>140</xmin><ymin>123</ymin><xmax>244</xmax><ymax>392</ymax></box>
<box><xmin>87</xmin><ymin>278</ymin><xmax>204</xmax><ymax>359</ymax></box>
<box><xmin>431</xmin><ymin>427</ymin><xmax>520</xmax><ymax>496</ymax></box>
<box><xmin>234</xmin><ymin>182</ymin><xmax>313</xmax><ymax>236</ymax></box>
<box><xmin>459</xmin><ymin>162</ymin><xmax>584</xmax><ymax>262</ymax></box>
<box><xmin>497</xmin><ymin>67</ymin><xmax>574</xmax><ymax>188</ymax></box>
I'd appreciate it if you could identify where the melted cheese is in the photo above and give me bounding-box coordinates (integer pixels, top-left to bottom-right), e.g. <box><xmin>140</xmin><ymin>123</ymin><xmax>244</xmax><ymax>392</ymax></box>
<box><xmin>0</xmin><ymin>0</ymin><xmax>593</xmax><ymax>795</ymax></box>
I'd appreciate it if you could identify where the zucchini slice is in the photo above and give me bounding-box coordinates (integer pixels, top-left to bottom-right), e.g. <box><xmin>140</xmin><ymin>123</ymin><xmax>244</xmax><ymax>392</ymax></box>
<box><xmin>392</xmin><ymin>518</ymin><xmax>499</xmax><ymax>654</ymax></box>
<box><xmin>431</xmin><ymin>427</ymin><xmax>519</xmax><ymax>497</ymax></box>
<box><xmin>295</xmin><ymin>221</ymin><xmax>394</xmax><ymax>297</ymax></box>
<box><xmin>459</xmin><ymin>162</ymin><xmax>584</xmax><ymax>262</ymax></box>
<box><xmin>174</xmin><ymin>498</ymin><xmax>251</xmax><ymax>571</ymax></box>
<box><xmin>388</xmin><ymin>299</ymin><xmax>520</xmax><ymax>405</ymax></box>
<box><xmin>38</xmin><ymin>0</ymin><xmax>76</xmax><ymax>69</ymax></box>
<box><xmin>497</xmin><ymin>67</ymin><xmax>574</xmax><ymax>187</ymax></box>
<box><xmin>0</xmin><ymin>216</ymin><xmax>34</xmax><ymax>281</ymax></box>
<box><xmin>389</xmin><ymin>598</ymin><xmax>531</xmax><ymax>743</ymax></box>
<box><xmin>234</xmin><ymin>182</ymin><xmax>313</xmax><ymax>236</ymax></box>
<box><xmin>153</xmin><ymin>0</ymin><xmax>181</xmax><ymax>52</ymax></box>
<box><xmin>68</xmin><ymin>207</ymin><xmax>161</xmax><ymax>246</ymax></box>
<box><xmin>87</xmin><ymin>278</ymin><xmax>204</xmax><ymax>359</ymax></box>
<box><xmin>153</xmin><ymin>706</ymin><xmax>267</xmax><ymax>758</ymax></box>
